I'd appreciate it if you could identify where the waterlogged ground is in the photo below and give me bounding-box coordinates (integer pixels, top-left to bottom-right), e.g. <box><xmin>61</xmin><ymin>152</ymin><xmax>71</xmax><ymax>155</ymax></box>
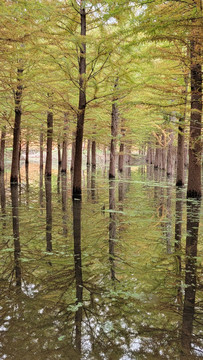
<box><xmin>0</xmin><ymin>162</ymin><xmax>203</xmax><ymax>359</ymax></box>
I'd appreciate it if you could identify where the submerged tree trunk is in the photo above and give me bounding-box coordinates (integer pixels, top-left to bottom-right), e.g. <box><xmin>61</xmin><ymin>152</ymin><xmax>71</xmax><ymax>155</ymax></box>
<box><xmin>10</xmin><ymin>68</ymin><xmax>23</xmax><ymax>184</ymax></box>
<box><xmin>91</xmin><ymin>140</ymin><xmax>96</xmax><ymax>170</ymax></box>
<box><xmin>45</xmin><ymin>111</ymin><xmax>53</xmax><ymax>177</ymax></box>
<box><xmin>0</xmin><ymin>126</ymin><xmax>6</xmax><ymax>172</ymax></box>
<box><xmin>109</xmin><ymin>79</ymin><xmax>119</xmax><ymax>179</ymax></box>
<box><xmin>61</xmin><ymin>113</ymin><xmax>68</xmax><ymax>173</ymax></box>
<box><xmin>187</xmin><ymin>35</ymin><xmax>202</xmax><ymax>198</ymax></box>
<box><xmin>72</xmin><ymin>4</ymin><xmax>86</xmax><ymax>199</ymax></box>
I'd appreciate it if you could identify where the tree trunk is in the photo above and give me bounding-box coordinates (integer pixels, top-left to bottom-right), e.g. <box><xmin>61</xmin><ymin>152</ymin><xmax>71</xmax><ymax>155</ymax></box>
<box><xmin>10</xmin><ymin>68</ymin><xmax>23</xmax><ymax>184</ymax></box>
<box><xmin>109</xmin><ymin>79</ymin><xmax>119</xmax><ymax>179</ymax></box>
<box><xmin>45</xmin><ymin>111</ymin><xmax>53</xmax><ymax>177</ymax></box>
<box><xmin>176</xmin><ymin>119</ymin><xmax>185</xmax><ymax>186</ymax></box>
<box><xmin>167</xmin><ymin>129</ymin><xmax>174</xmax><ymax>176</ymax></box>
<box><xmin>87</xmin><ymin>139</ymin><xmax>91</xmax><ymax>166</ymax></box>
<box><xmin>72</xmin><ymin>4</ymin><xmax>86</xmax><ymax>199</ymax></box>
<box><xmin>91</xmin><ymin>140</ymin><xmax>96</xmax><ymax>170</ymax></box>
<box><xmin>71</xmin><ymin>133</ymin><xmax>76</xmax><ymax>172</ymax></box>
<box><xmin>118</xmin><ymin>142</ymin><xmax>124</xmax><ymax>173</ymax></box>
<box><xmin>187</xmin><ymin>22</ymin><xmax>202</xmax><ymax>198</ymax></box>
<box><xmin>0</xmin><ymin>126</ymin><xmax>6</xmax><ymax>172</ymax></box>
<box><xmin>58</xmin><ymin>142</ymin><xmax>61</xmax><ymax>168</ymax></box>
<box><xmin>154</xmin><ymin>141</ymin><xmax>159</xmax><ymax>169</ymax></box>
<box><xmin>61</xmin><ymin>113</ymin><xmax>68</xmax><ymax>173</ymax></box>
<box><xmin>25</xmin><ymin>139</ymin><xmax>29</xmax><ymax>166</ymax></box>
<box><xmin>40</xmin><ymin>130</ymin><xmax>43</xmax><ymax>174</ymax></box>
<box><xmin>118</xmin><ymin>120</ymin><xmax>125</xmax><ymax>173</ymax></box>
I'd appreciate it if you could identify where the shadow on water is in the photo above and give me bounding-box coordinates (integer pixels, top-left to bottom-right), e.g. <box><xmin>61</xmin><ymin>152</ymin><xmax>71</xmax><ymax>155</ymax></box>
<box><xmin>109</xmin><ymin>179</ymin><xmax>116</xmax><ymax>282</ymax></box>
<box><xmin>73</xmin><ymin>200</ymin><xmax>83</xmax><ymax>357</ymax></box>
<box><xmin>181</xmin><ymin>199</ymin><xmax>201</xmax><ymax>359</ymax></box>
<box><xmin>45</xmin><ymin>176</ymin><xmax>52</xmax><ymax>254</ymax></box>
<box><xmin>11</xmin><ymin>184</ymin><xmax>21</xmax><ymax>289</ymax></box>
<box><xmin>174</xmin><ymin>187</ymin><xmax>184</xmax><ymax>306</ymax></box>
<box><xmin>1</xmin><ymin>161</ymin><xmax>203</xmax><ymax>359</ymax></box>
<box><xmin>61</xmin><ymin>173</ymin><xmax>68</xmax><ymax>237</ymax></box>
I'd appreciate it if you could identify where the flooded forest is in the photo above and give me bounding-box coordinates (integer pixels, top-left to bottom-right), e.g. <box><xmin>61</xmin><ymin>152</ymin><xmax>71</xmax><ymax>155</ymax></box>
<box><xmin>0</xmin><ymin>0</ymin><xmax>203</xmax><ymax>359</ymax></box>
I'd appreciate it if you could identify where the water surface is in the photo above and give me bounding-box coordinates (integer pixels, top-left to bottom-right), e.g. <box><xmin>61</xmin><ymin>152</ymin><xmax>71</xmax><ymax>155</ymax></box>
<box><xmin>0</xmin><ymin>163</ymin><xmax>203</xmax><ymax>359</ymax></box>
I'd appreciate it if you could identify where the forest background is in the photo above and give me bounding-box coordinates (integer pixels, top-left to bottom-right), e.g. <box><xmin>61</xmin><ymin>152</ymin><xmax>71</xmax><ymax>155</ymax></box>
<box><xmin>0</xmin><ymin>0</ymin><xmax>202</xmax><ymax>199</ymax></box>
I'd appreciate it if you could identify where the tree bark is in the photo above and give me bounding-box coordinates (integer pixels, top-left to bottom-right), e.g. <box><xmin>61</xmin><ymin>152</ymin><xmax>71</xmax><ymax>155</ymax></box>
<box><xmin>45</xmin><ymin>111</ymin><xmax>53</xmax><ymax>177</ymax></box>
<box><xmin>118</xmin><ymin>120</ymin><xmax>125</xmax><ymax>173</ymax></box>
<box><xmin>61</xmin><ymin>113</ymin><xmax>68</xmax><ymax>173</ymax></box>
<box><xmin>0</xmin><ymin>126</ymin><xmax>6</xmax><ymax>172</ymax></box>
<box><xmin>72</xmin><ymin>4</ymin><xmax>86</xmax><ymax>199</ymax></box>
<box><xmin>187</xmin><ymin>37</ymin><xmax>202</xmax><ymax>197</ymax></box>
<box><xmin>87</xmin><ymin>139</ymin><xmax>91</xmax><ymax>166</ymax></box>
<box><xmin>167</xmin><ymin>129</ymin><xmax>174</xmax><ymax>176</ymax></box>
<box><xmin>40</xmin><ymin>130</ymin><xmax>43</xmax><ymax>174</ymax></box>
<box><xmin>176</xmin><ymin>119</ymin><xmax>185</xmax><ymax>186</ymax></box>
<box><xmin>91</xmin><ymin>140</ymin><xmax>96</xmax><ymax>170</ymax></box>
<box><xmin>109</xmin><ymin>79</ymin><xmax>119</xmax><ymax>179</ymax></box>
<box><xmin>71</xmin><ymin>132</ymin><xmax>76</xmax><ymax>172</ymax></box>
<box><xmin>10</xmin><ymin>68</ymin><xmax>23</xmax><ymax>184</ymax></box>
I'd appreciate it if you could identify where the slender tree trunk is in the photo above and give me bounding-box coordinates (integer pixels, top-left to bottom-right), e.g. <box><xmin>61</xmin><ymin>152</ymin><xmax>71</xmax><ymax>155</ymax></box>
<box><xmin>0</xmin><ymin>126</ymin><xmax>6</xmax><ymax>172</ymax></box>
<box><xmin>176</xmin><ymin>119</ymin><xmax>185</xmax><ymax>186</ymax></box>
<box><xmin>109</xmin><ymin>79</ymin><xmax>119</xmax><ymax>179</ymax></box>
<box><xmin>45</xmin><ymin>111</ymin><xmax>53</xmax><ymax>177</ymax></box>
<box><xmin>71</xmin><ymin>133</ymin><xmax>76</xmax><ymax>172</ymax></box>
<box><xmin>154</xmin><ymin>141</ymin><xmax>159</xmax><ymax>169</ymax></box>
<box><xmin>87</xmin><ymin>139</ymin><xmax>91</xmax><ymax>166</ymax></box>
<box><xmin>91</xmin><ymin>140</ymin><xmax>96</xmax><ymax>170</ymax></box>
<box><xmin>118</xmin><ymin>120</ymin><xmax>125</xmax><ymax>173</ymax></box>
<box><xmin>72</xmin><ymin>4</ymin><xmax>86</xmax><ymax>199</ymax></box>
<box><xmin>187</xmin><ymin>18</ymin><xmax>202</xmax><ymax>198</ymax></box>
<box><xmin>176</xmin><ymin>73</ymin><xmax>189</xmax><ymax>186</ymax></box>
<box><xmin>167</xmin><ymin>129</ymin><xmax>174</xmax><ymax>176</ymax></box>
<box><xmin>161</xmin><ymin>142</ymin><xmax>167</xmax><ymax>171</ymax></box>
<box><xmin>118</xmin><ymin>142</ymin><xmax>124</xmax><ymax>172</ymax></box>
<box><xmin>25</xmin><ymin>139</ymin><xmax>29</xmax><ymax>166</ymax></box>
<box><xmin>10</xmin><ymin>68</ymin><xmax>23</xmax><ymax>184</ymax></box>
<box><xmin>40</xmin><ymin>130</ymin><xmax>43</xmax><ymax>175</ymax></box>
<box><xmin>61</xmin><ymin>113</ymin><xmax>68</xmax><ymax>173</ymax></box>
<box><xmin>103</xmin><ymin>145</ymin><xmax>107</xmax><ymax>165</ymax></box>
<box><xmin>58</xmin><ymin>142</ymin><xmax>61</xmax><ymax>169</ymax></box>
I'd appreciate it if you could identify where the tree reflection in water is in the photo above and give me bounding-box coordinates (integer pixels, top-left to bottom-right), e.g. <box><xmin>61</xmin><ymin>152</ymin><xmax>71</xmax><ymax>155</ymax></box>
<box><xmin>181</xmin><ymin>199</ymin><xmax>201</xmax><ymax>358</ymax></box>
<box><xmin>73</xmin><ymin>200</ymin><xmax>83</xmax><ymax>356</ymax></box>
<box><xmin>11</xmin><ymin>184</ymin><xmax>21</xmax><ymax>288</ymax></box>
<box><xmin>109</xmin><ymin>179</ymin><xmax>116</xmax><ymax>282</ymax></box>
<box><xmin>45</xmin><ymin>176</ymin><xmax>52</xmax><ymax>253</ymax></box>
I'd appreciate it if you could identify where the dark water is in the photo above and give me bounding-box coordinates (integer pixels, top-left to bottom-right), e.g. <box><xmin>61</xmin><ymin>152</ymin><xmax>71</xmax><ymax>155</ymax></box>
<box><xmin>0</xmin><ymin>164</ymin><xmax>203</xmax><ymax>359</ymax></box>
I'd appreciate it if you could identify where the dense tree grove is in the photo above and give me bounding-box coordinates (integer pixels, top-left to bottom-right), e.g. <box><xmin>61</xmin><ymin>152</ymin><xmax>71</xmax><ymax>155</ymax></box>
<box><xmin>0</xmin><ymin>0</ymin><xmax>202</xmax><ymax>198</ymax></box>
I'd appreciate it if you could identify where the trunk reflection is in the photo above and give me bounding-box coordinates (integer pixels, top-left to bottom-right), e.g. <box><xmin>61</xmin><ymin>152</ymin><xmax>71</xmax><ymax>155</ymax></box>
<box><xmin>73</xmin><ymin>200</ymin><xmax>83</xmax><ymax>356</ymax></box>
<box><xmin>181</xmin><ymin>199</ymin><xmax>201</xmax><ymax>357</ymax></box>
<box><xmin>11</xmin><ymin>184</ymin><xmax>21</xmax><ymax>288</ymax></box>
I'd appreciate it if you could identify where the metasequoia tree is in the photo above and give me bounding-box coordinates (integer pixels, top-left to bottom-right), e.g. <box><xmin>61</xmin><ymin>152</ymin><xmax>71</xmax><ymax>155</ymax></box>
<box><xmin>72</xmin><ymin>0</ymin><xmax>87</xmax><ymax>199</ymax></box>
<box><xmin>187</xmin><ymin>0</ymin><xmax>202</xmax><ymax>198</ymax></box>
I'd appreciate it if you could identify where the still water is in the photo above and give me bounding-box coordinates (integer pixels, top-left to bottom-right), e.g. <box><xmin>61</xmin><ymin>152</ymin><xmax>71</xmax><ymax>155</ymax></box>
<box><xmin>0</xmin><ymin>162</ymin><xmax>203</xmax><ymax>359</ymax></box>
